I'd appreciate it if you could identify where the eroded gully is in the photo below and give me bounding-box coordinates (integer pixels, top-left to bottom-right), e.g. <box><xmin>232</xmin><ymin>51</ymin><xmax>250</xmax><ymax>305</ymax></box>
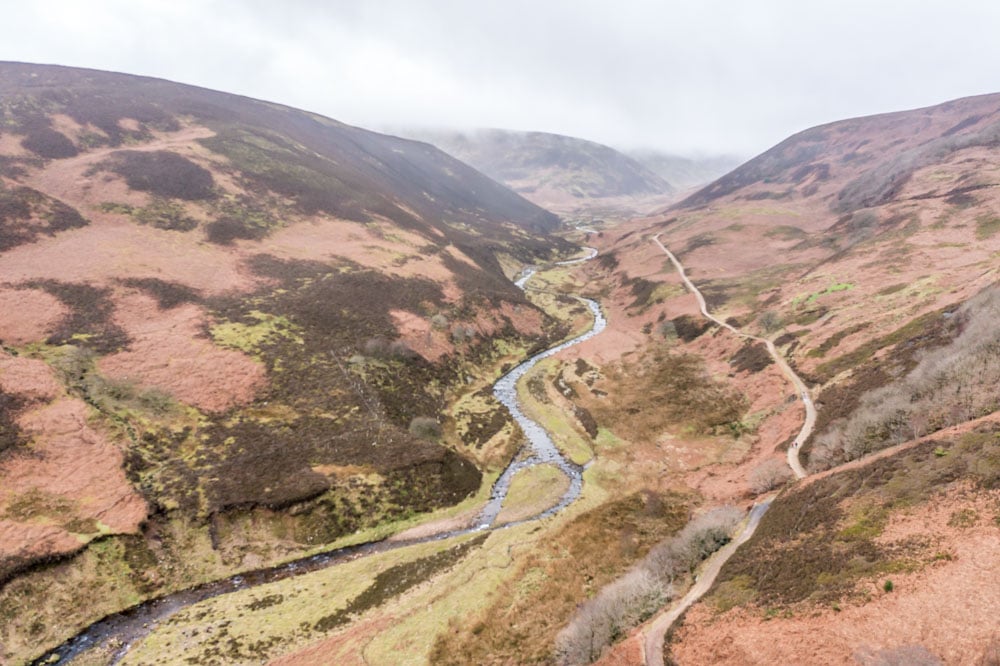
<box><xmin>32</xmin><ymin>247</ymin><xmax>604</xmax><ymax>665</ymax></box>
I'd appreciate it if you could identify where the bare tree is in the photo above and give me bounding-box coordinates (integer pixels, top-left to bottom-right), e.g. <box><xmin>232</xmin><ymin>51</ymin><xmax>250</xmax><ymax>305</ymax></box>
<box><xmin>749</xmin><ymin>459</ymin><xmax>792</xmax><ymax>494</ymax></box>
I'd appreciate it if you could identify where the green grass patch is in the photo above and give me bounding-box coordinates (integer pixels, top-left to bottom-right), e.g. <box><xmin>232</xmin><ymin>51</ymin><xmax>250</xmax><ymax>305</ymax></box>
<box><xmin>975</xmin><ymin>214</ymin><xmax>1000</xmax><ymax>240</ymax></box>
<box><xmin>806</xmin><ymin>282</ymin><xmax>854</xmax><ymax>304</ymax></box>
<box><xmin>210</xmin><ymin>310</ymin><xmax>302</xmax><ymax>355</ymax></box>
<box><xmin>495</xmin><ymin>464</ymin><xmax>569</xmax><ymax>525</ymax></box>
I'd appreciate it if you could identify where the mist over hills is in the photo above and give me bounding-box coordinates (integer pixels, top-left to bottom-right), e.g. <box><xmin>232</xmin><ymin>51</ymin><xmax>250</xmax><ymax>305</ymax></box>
<box><xmin>399</xmin><ymin>127</ymin><xmax>681</xmax><ymax>215</ymax></box>
<box><xmin>625</xmin><ymin>149</ymin><xmax>742</xmax><ymax>191</ymax></box>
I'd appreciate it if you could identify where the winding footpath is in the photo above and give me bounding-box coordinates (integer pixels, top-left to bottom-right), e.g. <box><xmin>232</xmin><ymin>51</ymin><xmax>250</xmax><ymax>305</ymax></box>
<box><xmin>653</xmin><ymin>234</ymin><xmax>811</xmax><ymax>478</ymax></box>
<box><xmin>643</xmin><ymin>500</ymin><xmax>772</xmax><ymax>666</ymax></box>
<box><xmin>34</xmin><ymin>249</ymin><xmax>605</xmax><ymax>665</ymax></box>
<box><xmin>640</xmin><ymin>234</ymin><xmax>817</xmax><ymax>665</ymax></box>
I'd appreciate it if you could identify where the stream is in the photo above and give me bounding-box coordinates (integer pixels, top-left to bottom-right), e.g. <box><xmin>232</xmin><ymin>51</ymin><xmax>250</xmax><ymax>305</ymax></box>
<box><xmin>32</xmin><ymin>247</ymin><xmax>604</xmax><ymax>665</ymax></box>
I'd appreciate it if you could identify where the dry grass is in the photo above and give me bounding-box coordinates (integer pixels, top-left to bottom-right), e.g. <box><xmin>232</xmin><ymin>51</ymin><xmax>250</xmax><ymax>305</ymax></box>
<box><xmin>589</xmin><ymin>349</ymin><xmax>748</xmax><ymax>441</ymax></box>
<box><xmin>430</xmin><ymin>491</ymin><xmax>690</xmax><ymax>665</ymax></box>
<box><xmin>495</xmin><ymin>463</ymin><xmax>570</xmax><ymax>526</ymax></box>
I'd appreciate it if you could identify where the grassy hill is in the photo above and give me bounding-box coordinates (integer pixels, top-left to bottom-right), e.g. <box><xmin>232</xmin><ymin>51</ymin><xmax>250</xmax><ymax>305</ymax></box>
<box><xmin>0</xmin><ymin>62</ymin><xmax>581</xmax><ymax>661</ymax></box>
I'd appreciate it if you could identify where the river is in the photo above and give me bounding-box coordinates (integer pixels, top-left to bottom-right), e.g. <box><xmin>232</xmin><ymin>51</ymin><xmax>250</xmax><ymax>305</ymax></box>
<box><xmin>32</xmin><ymin>247</ymin><xmax>604</xmax><ymax>665</ymax></box>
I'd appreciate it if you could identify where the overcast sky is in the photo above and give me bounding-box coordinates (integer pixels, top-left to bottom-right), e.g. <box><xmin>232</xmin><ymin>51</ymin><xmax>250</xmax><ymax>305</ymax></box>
<box><xmin>3</xmin><ymin>0</ymin><xmax>1000</xmax><ymax>157</ymax></box>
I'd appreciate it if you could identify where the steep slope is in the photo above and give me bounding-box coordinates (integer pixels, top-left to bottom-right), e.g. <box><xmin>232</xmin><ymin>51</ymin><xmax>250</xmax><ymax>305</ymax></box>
<box><xmin>585</xmin><ymin>93</ymin><xmax>1000</xmax><ymax>663</ymax></box>
<box><xmin>626</xmin><ymin>149</ymin><xmax>742</xmax><ymax>191</ymax></box>
<box><xmin>401</xmin><ymin>128</ymin><xmax>676</xmax><ymax>217</ymax></box>
<box><xmin>0</xmin><ymin>62</ymin><xmax>577</xmax><ymax>660</ymax></box>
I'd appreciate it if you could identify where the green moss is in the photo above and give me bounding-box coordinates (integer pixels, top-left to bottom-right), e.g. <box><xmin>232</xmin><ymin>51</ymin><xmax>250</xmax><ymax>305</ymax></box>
<box><xmin>711</xmin><ymin>574</ymin><xmax>757</xmax><ymax>612</ymax></box>
<box><xmin>210</xmin><ymin>310</ymin><xmax>303</xmax><ymax>354</ymax></box>
<box><xmin>837</xmin><ymin>504</ymin><xmax>889</xmax><ymax>541</ymax></box>
<box><xmin>806</xmin><ymin>282</ymin><xmax>854</xmax><ymax>304</ymax></box>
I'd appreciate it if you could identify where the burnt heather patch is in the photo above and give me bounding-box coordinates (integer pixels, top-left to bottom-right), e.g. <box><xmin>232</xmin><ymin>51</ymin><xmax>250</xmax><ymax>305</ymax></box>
<box><xmin>98</xmin><ymin>150</ymin><xmax>215</xmax><ymax>201</ymax></box>
<box><xmin>23</xmin><ymin>280</ymin><xmax>128</xmax><ymax>353</ymax></box>
<box><xmin>0</xmin><ymin>184</ymin><xmax>88</xmax><ymax>251</ymax></box>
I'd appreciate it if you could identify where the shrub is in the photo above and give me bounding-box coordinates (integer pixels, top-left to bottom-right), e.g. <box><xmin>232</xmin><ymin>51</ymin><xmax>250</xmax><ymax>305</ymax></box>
<box><xmin>451</xmin><ymin>324</ymin><xmax>476</xmax><ymax>343</ymax></box>
<box><xmin>205</xmin><ymin>217</ymin><xmax>264</xmax><ymax>244</ymax></box>
<box><xmin>749</xmin><ymin>459</ymin><xmax>792</xmax><ymax>494</ymax></box>
<box><xmin>671</xmin><ymin>314</ymin><xmax>711</xmax><ymax>342</ymax></box>
<box><xmin>730</xmin><ymin>341</ymin><xmax>773</xmax><ymax>373</ymax></box>
<box><xmin>555</xmin><ymin>569</ymin><xmax>668</xmax><ymax>665</ymax></box>
<box><xmin>758</xmin><ymin>310</ymin><xmax>782</xmax><ymax>333</ymax></box>
<box><xmin>555</xmin><ymin>506</ymin><xmax>744</xmax><ymax>664</ymax></box>
<box><xmin>883</xmin><ymin>579</ymin><xmax>893</xmax><ymax>593</ymax></box>
<box><xmin>408</xmin><ymin>416</ymin><xmax>442</xmax><ymax>440</ymax></box>
<box><xmin>809</xmin><ymin>285</ymin><xmax>1000</xmax><ymax>470</ymax></box>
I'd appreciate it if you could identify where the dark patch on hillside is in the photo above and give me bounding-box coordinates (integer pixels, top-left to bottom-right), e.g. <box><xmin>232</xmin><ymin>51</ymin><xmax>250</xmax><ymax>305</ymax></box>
<box><xmin>0</xmin><ymin>184</ymin><xmax>87</xmax><ymax>251</ymax></box>
<box><xmin>806</xmin><ymin>322</ymin><xmax>872</xmax><ymax>358</ymax></box>
<box><xmin>118</xmin><ymin>277</ymin><xmax>202</xmax><ymax>309</ymax></box>
<box><xmin>20</xmin><ymin>128</ymin><xmax>78</xmax><ymax>159</ymax></box>
<box><xmin>202</xmin><ymin>195</ymin><xmax>279</xmax><ymax>245</ymax></box>
<box><xmin>24</xmin><ymin>280</ymin><xmax>128</xmax><ymax>353</ymax></box>
<box><xmin>672</xmin><ymin>314</ymin><xmax>711</xmax><ymax>342</ymax></box>
<box><xmin>0</xmin><ymin>390</ymin><xmax>27</xmax><ymax>456</ymax></box>
<box><xmin>729</xmin><ymin>341</ymin><xmax>773</xmax><ymax>373</ymax></box>
<box><xmin>627</xmin><ymin>277</ymin><xmax>661</xmax><ymax>309</ymax></box>
<box><xmin>99</xmin><ymin>150</ymin><xmax>215</xmax><ymax>201</ymax></box>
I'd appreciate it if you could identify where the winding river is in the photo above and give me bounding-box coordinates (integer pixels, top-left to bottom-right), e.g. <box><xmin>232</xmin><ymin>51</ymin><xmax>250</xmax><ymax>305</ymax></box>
<box><xmin>32</xmin><ymin>247</ymin><xmax>604</xmax><ymax>665</ymax></box>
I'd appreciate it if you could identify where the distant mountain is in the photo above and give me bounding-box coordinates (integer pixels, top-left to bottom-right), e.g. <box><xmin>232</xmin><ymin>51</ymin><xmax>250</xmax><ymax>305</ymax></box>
<box><xmin>401</xmin><ymin>128</ymin><xmax>675</xmax><ymax>215</ymax></box>
<box><xmin>625</xmin><ymin>149</ymin><xmax>742</xmax><ymax>190</ymax></box>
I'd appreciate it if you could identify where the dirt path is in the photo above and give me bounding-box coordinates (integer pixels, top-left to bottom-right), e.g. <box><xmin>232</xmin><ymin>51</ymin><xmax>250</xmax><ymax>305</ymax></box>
<box><xmin>653</xmin><ymin>234</ymin><xmax>810</xmax><ymax>479</ymax></box>
<box><xmin>635</xmin><ymin>234</ymin><xmax>812</xmax><ymax>666</ymax></box>
<box><xmin>642</xmin><ymin>500</ymin><xmax>772</xmax><ymax>666</ymax></box>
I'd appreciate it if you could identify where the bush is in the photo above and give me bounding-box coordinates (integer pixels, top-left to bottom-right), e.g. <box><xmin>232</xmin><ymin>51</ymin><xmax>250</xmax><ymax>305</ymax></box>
<box><xmin>555</xmin><ymin>570</ymin><xmax>667</xmax><ymax>665</ymax></box>
<box><xmin>809</xmin><ymin>285</ymin><xmax>1000</xmax><ymax>470</ymax></box>
<box><xmin>749</xmin><ymin>459</ymin><xmax>792</xmax><ymax>494</ymax></box>
<box><xmin>883</xmin><ymin>579</ymin><xmax>893</xmax><ymax>593</ymax></box>
<box><xmin>758</xmin><ymin>310</ymin><xmax>782</xmax><ymax>333</ymax></box>
<box><xmin>555</xmin><ymin>506</ymin><xmax>744</xmax><ymax>664</ymax></box>
<box><xmin>672</xmin><ymin>314</ymin><xmax>711</xmax><ymax>342</ymax></box>
<box><xmin>408</xmin><ymin>416</ymin><xmax>442</xmax><ymax>440</ymax></box>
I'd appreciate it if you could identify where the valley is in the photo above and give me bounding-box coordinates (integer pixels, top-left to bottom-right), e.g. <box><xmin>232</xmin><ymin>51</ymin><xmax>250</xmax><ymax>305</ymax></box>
<box><xmin>0</xmin><ymin>62</ymin><xmax>998</xmax><ymax>666</ymax></box>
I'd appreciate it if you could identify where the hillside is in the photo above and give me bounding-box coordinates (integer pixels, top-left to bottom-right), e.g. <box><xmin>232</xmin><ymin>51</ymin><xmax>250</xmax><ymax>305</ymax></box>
<box><xmin>0</xmin><ymin>62</ymin><xmax>582</xmax><ymax>661</ymax></box>
<box><xmin>626</xmin><ymin>149</ymin><xmax>742</xmax><ymax>191</ymax></box>
<box><xmin>582</xmin><ymin>93</ymin><xmax>1000</xmax><ymax>663</ymax></box>
<box><xmin>400</xmin><ymin>128</ymin><xmax>676</xmax><ymax>217</ymax></box>
<box><xmin>6</xmin><ymin>64</ymin><xmax>1000</xmax><ymax>665</ymax></box>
